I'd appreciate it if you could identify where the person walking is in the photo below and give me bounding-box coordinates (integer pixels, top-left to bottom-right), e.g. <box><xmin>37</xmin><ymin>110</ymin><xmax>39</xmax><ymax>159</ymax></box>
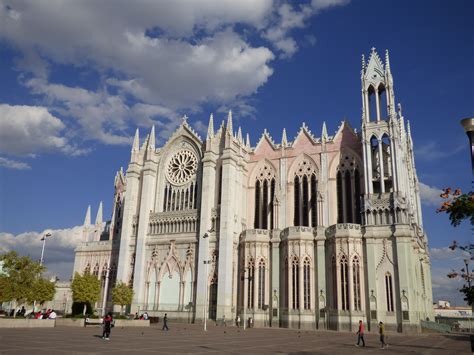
<box><xmin>236</xmin><ymin>315</ymin><xmax>241</xmax><ymax>327</ymax></box>
<box><xmin>355</xmin><ymin>320</ymin><xmax>365</xmax><ymax>347</ymax></box>
<box><xmin>102</xmin><ymin>312</ymin><xmax>113</xmax><ymax>340</ymax></box>
<box><xmin>379</xmin><ymin>321</ymin><xmax>388</xmax><ymax>349</ymax></box>
<box><xmin>162</xmin><ymin>313</ymin><xmax>169</xmax><ymax>331</ymax></box>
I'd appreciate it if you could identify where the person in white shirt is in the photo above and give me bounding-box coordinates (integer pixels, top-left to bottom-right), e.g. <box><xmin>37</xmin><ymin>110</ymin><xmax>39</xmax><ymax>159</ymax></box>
<box><xmin>48</xmin><ymin>310</ymin><xmax>57</xmax><ymax>319</ymax></box>
<box><xmin>143</xmin><ymin>312</ymin><xmax>149</xmax><ymax>320</ymax></box>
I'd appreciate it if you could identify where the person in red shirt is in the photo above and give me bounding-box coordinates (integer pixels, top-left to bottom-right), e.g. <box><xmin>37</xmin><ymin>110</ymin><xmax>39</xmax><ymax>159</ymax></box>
<box><xmin>102</xmin><ymin>313</ymin><xmax>113</xmax><ymax>340</ymax></box>
<box><xmin>355</xmin><ymin>320</ymin><xmax>365</xmax><ymax>347</ymax></box>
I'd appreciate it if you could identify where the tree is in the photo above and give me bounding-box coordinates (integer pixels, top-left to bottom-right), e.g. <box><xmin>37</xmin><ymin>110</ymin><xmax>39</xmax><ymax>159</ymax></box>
<box><xmin>112</xmin><ymin>281</ymin><xmax>134</xmax><ymax>315</ymax></box>
<box><xmin>30</xmin><ymin>278</ymin><xmax>56</xmax><ymax>305</ymax></box>
<box><xmin>437</xmin><ymin>188</ymin><xmax>474</xmax><ymax>307</ymax></box>
<box><xmin>0</xmin><ymin>251</ymin><xmax>54</xmax><ymax>315</ymax></box>
<box><xmin>71</xmin><ymin>272</ymin><xmax>101</xmax><ymax>316</ymax></box>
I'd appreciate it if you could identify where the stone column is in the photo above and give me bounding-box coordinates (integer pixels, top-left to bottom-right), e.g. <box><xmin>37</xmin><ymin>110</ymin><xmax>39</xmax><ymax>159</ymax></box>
<box><xmin>299</xmin><ymin>257</ymin><xmax>304</xmax><ymax>311</ymax></box>
<box><xmin>254</xmin><ymin>259</ymin><xmax>259</xmax><ymax>311</ymax></box>
<box><xmin>116</xmin><ymin>163</ymin><xmax>141</xmax><ymax>285</ymax></box>
<box><xmin>195</xmin><ymin>151</ymin><xmax>217</xmax><ymax>320</ymax></box>
<box><xmin>216</xmin><ymin>148</ymin><xmax>238</xmax><ymax>320</ymax></box>
<box><xmin>270</xmin><ymin>231</ymin><xmax>280</xmax><ymax>324</ymax></box>
<box><xmin>131</xmin><ymin>159</ymin><xmax>157</xmax><ymax>312</ymax></box>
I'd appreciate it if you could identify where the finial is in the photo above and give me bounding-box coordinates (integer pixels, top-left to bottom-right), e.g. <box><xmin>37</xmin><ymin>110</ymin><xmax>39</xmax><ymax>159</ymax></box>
<box><xmin>281</xmin><ymin>128</ymin><xmax>288</xmax><ymax>147</ymax></box>
<box><xmin>84</xmin><ymin>205</ymin><xmax>91</xmax><ymax>226</ymax></box>
<box><xmin>132</xmin><ymin>128</ymin><xmax>139</xmax><ymax>152</ymax></box>
<box><xmin>246</xmin><ymin>133</ymin><xmax>251</xmax><ymax>148</ymax></box>
<box><xmin>95</xmin><ymin>201</ymin><xmax>103</xmax><ymax>225</ymax></box>
<box><xmin>148</xmin><ymin>125</ymin><xmax>155</xmax><ymax>150</ymax></box>
<box><xmin>237</xmin><ymin>126</ymin><xmax>243</xmax><ymax>143</ymax></box>
<box><xmin>207</xmin><ymin>113</ymin><xmax>214</xmax><ymax>140</ymax></box>
<box><xmin>321</xmin><ymin>121</ymin><xmax>328</xmax><ymax>142</ymax></box>
<box><xmin>182</xmin><ymin>114</ymin><xmax>188</xmax><ymax>124</ymax></box>
<box><xmin>385</xmin><ymin>49</ymin><xmax>391</xmax><ymax>72</ymax></box>
<box><xmin>371</xmin><ymin>46</ymin><xmax>376</xmax><ymax>53</ymax></box>
<box><xmin>226</xmin><ymin>110</ymin><xmax>233</xmax><ymax>134</ymax></box>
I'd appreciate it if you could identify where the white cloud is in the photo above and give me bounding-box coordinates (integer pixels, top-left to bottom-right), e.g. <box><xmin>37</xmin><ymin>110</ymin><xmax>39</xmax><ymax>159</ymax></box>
<box><xmin>0</xmin><ymin>104</ymin><xmax>75</xmax><ymax>156</ymax></box>
<box><xmin>0</xmin><ymin>156</ymin><xmax>31</xmax><ymax>170</ymax></box>
<box><xmin>430</xmin><ymin>247</ymin><xmax>470</xmax><ymax>305</ymax></box>
<box><xmin>0</xmin><ymin>1</ymin><xmax>350</xmax><ymax>146</ymax></box>
<box><xmin>419</xmin><ymin>181</ymin><xmax>442</xmax><ymax>206</ymax></box>
<box><xmin>0</xmin><ymin>226</ymin><xmax>83</xmax><ymax>281</ymax></box>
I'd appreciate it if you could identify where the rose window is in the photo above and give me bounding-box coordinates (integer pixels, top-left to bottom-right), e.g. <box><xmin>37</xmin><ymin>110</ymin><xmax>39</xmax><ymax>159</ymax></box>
<box><xmin>166</xmin><ymin>150</ymin><xmax>198</xmax><ymax>185</ymax></box>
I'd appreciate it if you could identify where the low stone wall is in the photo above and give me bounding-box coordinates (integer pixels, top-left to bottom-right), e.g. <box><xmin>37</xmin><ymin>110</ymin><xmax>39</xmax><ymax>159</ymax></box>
<box><xmin>0</xmin><ymin>319</ymin><xmax>56</xmax><ymax>328</ymax></box>
<box><xmin>114</xmin><ymin>319</ymin><xmax>150</xmax><ymax>327</ymax></box>
<box><xmin>55</xmin><ymin>318</ymin><xmax>85</xmax><ymax>327</ymax></box>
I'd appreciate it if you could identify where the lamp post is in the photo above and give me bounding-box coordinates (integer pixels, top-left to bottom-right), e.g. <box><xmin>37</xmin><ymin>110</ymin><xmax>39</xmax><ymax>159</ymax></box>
<box><xmin>460</xmin><ymin>118</ymin><xmax>474</xmax><ymax>183</ymax></box>
<box><xmin>39</xmin><ymin>232</ymin><xmax>52</xmax><ymax>266</ymax></box>
<box><xmin>241</xmin><ymin>266</ymin><xmax>252</xmax><ymax>330</ymax></box>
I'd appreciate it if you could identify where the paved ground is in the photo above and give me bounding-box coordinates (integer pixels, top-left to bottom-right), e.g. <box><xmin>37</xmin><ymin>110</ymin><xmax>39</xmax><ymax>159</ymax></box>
<box><xmin>0</xmin><ymin>323</ymin><xmax>472</xmax><ymax>354</ymax></box>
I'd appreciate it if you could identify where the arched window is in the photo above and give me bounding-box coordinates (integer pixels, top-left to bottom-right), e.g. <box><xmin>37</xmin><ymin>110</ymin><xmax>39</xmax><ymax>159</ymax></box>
<box><xmin>345</xmin><ymin>170</ymin><xmax>352</xmax><ymax>223</ymax></box>
<box><xmin>254</xmin><ymin>180</ymin><xmax>261</xmax><ymax>229</ymax></box>
<box><xmin>340</xmin><ymin>256</ymin><xmax>349</xmax><ymax>311</ymax></box>
<box><xmin>382</xmin><ymin>134</ymin><xmax>392</xmax><ymax>192</ymax></box>
<box><xmin>248</xmin><ymin>260</ymin><xmax>255</xmax><ymax>309</ymax></box>
<box><xmin>337</xmin><ymin>171</ymin><xmax>343</xmax><ymax>223</ymax></box>
<box><xmin>378</xmin><ymin>83</ymin><xmax>387</xmax><ymax>120</ymax></box>
<box><xmin>370</xmin><ymin>136</ymin><xmax>380</xmax><ymax>193</ymax></box>
<box><xmin>293</xmin><ymin>159</ymin><xmax>318</xmax><ymax>227</ymax></box>
<box><xmin>294</xmin><ymin>176</ymin><xmax>300</xmax><ymax>226</ymax></box>
<box><xmin>303</xmin><ymin>258</ymin><xmax>311</xmax><ymax>310</ymax></box>
<box><xmin>258</xmin><ymin>260</ymin><xmax>265</xmax><ymax>309</ymax></box>
<box><xmin>84</xmin><ymin>264</ymin><xmax>91</xmax><ymax>275</ymax></box>
<box><xmin>368</xmin><ymin>85</ymin><xmax>377</xmax><ymax>122</ymax></box>
<box><xmin>292</xmin><ymin>258</ymin><xmax>299</xmax><ymax>310</ymax></box>
<box><xmin>310</xmin><ymin>175</ymin><xmax>317</xmax><ymax>227</ymax></box>
<box><xmin>353</xmin><ymin>256</ymin><xmax>361</xmax><ymax>311</ymax></box>
<box><xmin>385</xmin><ymin>272</ymin><xmax>394</xmax><ymax>312</ymax></box>
<box><xmin>254</xmin><ymin>164</ymin><xmax>276</xmax><ymax>229</ymax></box>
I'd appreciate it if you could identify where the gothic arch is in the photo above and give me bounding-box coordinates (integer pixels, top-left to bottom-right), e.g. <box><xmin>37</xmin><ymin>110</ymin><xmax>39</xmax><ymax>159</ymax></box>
<box><xmin>328</xmin><ymin>146</ymin><xmax>363</xmax><ymax>180</ymax></box>
<box><xmin>287</xmin><ymin>153</ymin><xmax>319</xmax><ymax>183</ymax></box>
<box><xmin>248</xmin><ymin>159</ymin><xmax>278</xmax><ymax>188</ymax></box>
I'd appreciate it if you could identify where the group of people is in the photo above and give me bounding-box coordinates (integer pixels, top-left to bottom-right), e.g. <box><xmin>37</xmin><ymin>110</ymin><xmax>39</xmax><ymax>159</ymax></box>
<box><xmin>33</xmin><ymin>309</ymin><xmax>57</xmax><ymax>319</ymax></box>
<box><xmin>356</xmin><ymin>320</ymin><xmax>388</xmax><ymax>349</ymax></box>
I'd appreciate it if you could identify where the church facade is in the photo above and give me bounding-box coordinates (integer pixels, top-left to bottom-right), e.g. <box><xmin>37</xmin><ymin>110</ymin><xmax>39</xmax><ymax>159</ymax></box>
<box><xmin>73</xmin><ymin>48</ymin><xmax>433</xmax><ymax>332</ymax></box>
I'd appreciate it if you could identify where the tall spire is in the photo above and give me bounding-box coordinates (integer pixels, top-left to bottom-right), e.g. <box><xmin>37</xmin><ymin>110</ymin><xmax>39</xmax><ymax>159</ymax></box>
<box><xmin>95</xmin><ymin>201</ymin><xmax>103</xmax><ymax>225</ymax></box>
<box><xmin>226</xmin><ymin>110</ymin><xmax>233</xmax><ymax>134</ymax></box>
<box><xmin>84</xmin><ymin>205</ymin><xmax>91</xmax><ymax>226</ymax></box>
<box><xmin>148</xmin><ymin>125</ymin><xmax>155</xmax><ymax>150</ymax></box>
<box><xmin>385</xmin><ymin>49</ymin><xmax>391</xmax><ymax>74</ymax></box>
<box><xmin>246</xmin><ymin>133</ymin><xmax>250</xmax><ymax>148</ymax></box>
<box><xmin>207</xmin><ymin>113</ymin><xmax>214</xmax><ymax>140</ymax></box>
<box><xmin>132</xmin><ymin>128</ymin><xmax>139</xmax><ymax>152</ymax></box>
<box><xmin>321</xmin><ymin>121</ymin><xmax>328</xmax><ymax>142</ymax></box>
<box><xmin>281</xmin><ymin>128</ymin><xmax>288</xmax><ymax>147</ymax></box>
<box><xmin>237</xmin><ymin>126</ymin><xmax>243</xmax><ymax>144</ymax></box>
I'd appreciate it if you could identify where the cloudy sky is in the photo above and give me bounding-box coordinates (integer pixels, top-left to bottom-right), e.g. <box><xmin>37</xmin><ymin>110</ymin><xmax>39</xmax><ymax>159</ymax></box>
<box><xmin>0</xmin><ymin>0</ymin><xmax>472</xmax><ymax>305</ymax></box>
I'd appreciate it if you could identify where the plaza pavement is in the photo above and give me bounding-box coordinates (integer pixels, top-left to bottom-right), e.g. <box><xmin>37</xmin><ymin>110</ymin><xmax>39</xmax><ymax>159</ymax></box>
<box><xmin>0</xmin><ymin>323</ymin><xmax>472</xmax><ymax>354</ymax></box>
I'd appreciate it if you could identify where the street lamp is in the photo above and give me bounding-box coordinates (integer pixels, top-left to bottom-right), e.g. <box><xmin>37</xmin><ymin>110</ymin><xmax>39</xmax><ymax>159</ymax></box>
<box><xmin>40</xmin><ymin>232</ymin><xmax>52</xmax><ymax>266</ymax></box>
<box><xmin>460</xmin><ymin>118</ymin><xmax>474</xmax><ymax>181</ymax></box>
<box><xmin>241</xmin><ymin>266</ymin><xmax>253</xmax><ymax>330</ymax></box>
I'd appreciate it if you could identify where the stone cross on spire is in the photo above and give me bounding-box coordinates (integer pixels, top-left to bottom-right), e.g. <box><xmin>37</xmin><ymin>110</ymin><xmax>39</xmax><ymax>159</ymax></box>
<box><xmin>182</xmin><ymin>114</ymin><xmax>188</xmax><ymax>124</ymax></box>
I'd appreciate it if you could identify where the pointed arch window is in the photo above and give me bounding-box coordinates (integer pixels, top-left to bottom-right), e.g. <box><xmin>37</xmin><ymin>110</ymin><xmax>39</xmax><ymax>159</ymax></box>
<box><xmin>353</xmin><ymin>256</ymin><xmax>361</xmax><ymax>311</ymax></box>
<box><xmin>337</xmin><ymin>171</ymin><xmax>343</xmax><ymax>223</ymax></box>
<box><xmin>303</xmin><ymin>258</ymin><xmax>311</xmax><ymax>310</ymax></box>
<box><xmin>345</xmin><ymin>170</ymin><xmax>353</xmax><ymax>223</ymax></box>
<box><xmin>354</xmin><ymin>169</ymin><xmax>361</xmax><ymax>223</ymax></box>
<box><xmin>254</xmin><ymin>165</ymin><xmax>276</xmax><ymax>229</ymax></box>
<box><xmin>294</xmin><ymin>176</ymin><xmax>300</xmax><ymax>226</ymax></box>
<box><xmin>93</xmin><ymin>263</ymin><xmax>100</xmax><ymax>278</ymax></box>
<box><xmin>340</xmin><ymin>256</ymin><xmax>349</xmax><ymax>311</ymax></box>
<box><xmin>385</xmin><ymin>272</ymin><xmax>394</xmax><ymax>312</ymax></box>
<box><xmin>292</xmin><ymin>258</ymin><xmax>299</xmax><ymax>310</ymax></box>
<box><xmin>254</xmin><ymin>180</ymin><xmax>261</xmax><ymax>229</ymax></box>
<box><xmin>310</xmin><ymin>175</ymin><xmax>317</xmax><ymax>227</ymax></box>
<box><xmin>293</xmin><ymin>159</ymin><xmax>318</xmax><ymax>227</ymax></box>
<box><xmin>258</xmin><ymin>260</ymin><xmax>265</xmax><ymax>309</ymax></box>
<box><xmin>84</xmin><ymin>264</ymin><xmax>91</xmax><ymax>275</ymax></box>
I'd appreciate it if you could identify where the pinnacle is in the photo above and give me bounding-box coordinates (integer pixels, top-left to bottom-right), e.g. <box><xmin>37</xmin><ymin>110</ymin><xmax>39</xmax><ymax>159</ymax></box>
<box><xmin>207</xmin><ymin>113</ymin><xmax>214</xmax><ymax>140</ymax></box>
<box><xmin>226</xmin><ymin>110</ymin><xmax>233</xmax><ymax>134</ymax></box>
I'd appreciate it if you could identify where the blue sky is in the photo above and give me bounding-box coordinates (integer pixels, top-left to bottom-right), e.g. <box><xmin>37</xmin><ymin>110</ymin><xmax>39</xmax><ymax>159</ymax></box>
<box><xmin>0</xmin><ymin>0</ymin><xmax>472</xmax><ymax>304</ymax></box>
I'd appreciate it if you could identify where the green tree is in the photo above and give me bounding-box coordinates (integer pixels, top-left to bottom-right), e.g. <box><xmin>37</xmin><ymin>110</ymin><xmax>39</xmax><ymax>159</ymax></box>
<box><xmin>0</xmin><ymin>251</ymin><xmax>51</xmax><ymax>315</ymax></box>
<box><xmin>438</xmin><ymin>188</ymin><xmax>474</xmax><ymax>307</ymax></box>
<box><xmin>112</xmin><ymin>281</ymin><xmax>134</xmax><ymax>315</ymax></box>
<box><xmin>30</xmin><ymin>278</ymin><xmax>56</xmax><ymax>305</ymax></box>
<box><xmin>71</xmin><ymin>272</ymin><xmax>101</xmax><ymax>315</ymax></box>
